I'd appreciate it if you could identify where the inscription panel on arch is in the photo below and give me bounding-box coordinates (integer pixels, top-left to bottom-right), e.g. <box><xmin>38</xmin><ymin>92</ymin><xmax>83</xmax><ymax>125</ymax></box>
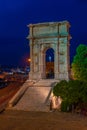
<box><xmin>35</xmin><ymin>38</ymin><xmax>58</xmax><ymax>44</ymax></box>
<box><xmin>33</xmin><ymin>26</ymin><xmax>58</xmax><ymax>37</ymax></box>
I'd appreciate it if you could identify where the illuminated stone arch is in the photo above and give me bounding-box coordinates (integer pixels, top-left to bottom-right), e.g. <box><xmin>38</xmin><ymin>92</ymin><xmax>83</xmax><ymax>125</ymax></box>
<box><xmin>27</xmin><ymin>21</ymin><xmax>71</xmax><ymax>81</ymax></box>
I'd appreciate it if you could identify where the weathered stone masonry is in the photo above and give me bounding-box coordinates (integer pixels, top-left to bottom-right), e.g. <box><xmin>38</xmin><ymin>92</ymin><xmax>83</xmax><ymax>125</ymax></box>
<box><xmin>27</xmin><ymin>21</ymin><xmax>71</xmax><ymax>81</ymax></box>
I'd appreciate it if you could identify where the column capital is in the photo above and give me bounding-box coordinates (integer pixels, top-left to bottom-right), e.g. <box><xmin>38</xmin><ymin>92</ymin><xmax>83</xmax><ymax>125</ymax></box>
<box><xmin>29</xmin><ymin>24</ymin><xmax>33</xmax><ymax>27</ymax></box>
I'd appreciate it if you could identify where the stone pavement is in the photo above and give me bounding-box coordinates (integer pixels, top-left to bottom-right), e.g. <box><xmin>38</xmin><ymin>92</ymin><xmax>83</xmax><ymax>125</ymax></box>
<box><xmin>0</xmin><ymin>110</ymin><xmax>87</xmax><ymax>130</ymax></box>
<box><xmin>11</xmin><ymin>86</ymin><xmax>52</xmax><ymax>111</ymax></box>
<box><xmin>8</xmin><ymin>80</ymin><xmax>57</xmax><ymax>112</ymax></box>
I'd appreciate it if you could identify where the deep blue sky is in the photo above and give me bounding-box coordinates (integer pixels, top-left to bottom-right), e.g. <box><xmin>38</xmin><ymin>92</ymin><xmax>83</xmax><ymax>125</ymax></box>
<box><xmin>0</xmin><ymin>0</ymin><xmax>87</xmax><ymax>66</ymax></box>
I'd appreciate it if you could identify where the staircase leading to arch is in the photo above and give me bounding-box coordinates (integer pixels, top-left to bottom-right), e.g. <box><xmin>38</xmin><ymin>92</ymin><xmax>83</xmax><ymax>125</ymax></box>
<box><xmin>8</xmin><ymin>80</ymin><xmax>58</xmax><ymax>112</ymax></box>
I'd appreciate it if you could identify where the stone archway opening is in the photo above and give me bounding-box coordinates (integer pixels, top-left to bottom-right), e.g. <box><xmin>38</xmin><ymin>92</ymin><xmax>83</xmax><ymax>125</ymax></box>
<box><xmin>45</xmin><ymin>48</ymin><xmax>54</xmax><ymax>79</ymax></box>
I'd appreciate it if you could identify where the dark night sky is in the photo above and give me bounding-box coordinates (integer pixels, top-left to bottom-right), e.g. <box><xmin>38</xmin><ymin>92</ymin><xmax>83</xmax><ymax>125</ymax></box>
<box><xmin>0</xmin><ymin>0</ymin><xmax>87</xmax><ymax>66</ymax></box>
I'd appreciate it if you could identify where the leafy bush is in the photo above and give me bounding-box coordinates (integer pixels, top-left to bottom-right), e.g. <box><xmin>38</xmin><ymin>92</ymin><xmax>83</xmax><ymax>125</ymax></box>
<box><xmin>61</xmin><ymin>100</ymin><xmax>70</xmax><ymax>112</ymax></box>
<box><xmin>53</xmin><ymin>80</ymin><xmax>68</xmax><ymax>98</ymax></box>
<box><xmin>53</xmin><ymin>80</ymin><xmax>87</xmax><ymax>112</ymax></box>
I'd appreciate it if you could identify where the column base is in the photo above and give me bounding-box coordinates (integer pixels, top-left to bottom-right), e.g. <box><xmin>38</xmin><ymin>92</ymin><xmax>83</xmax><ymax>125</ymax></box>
<box><xmin>54</xmin><ymin>72</ymin><xmax>69</xmax><ymax>81</ymax></box>
<box><xmin>58</xmin><ymin>72</ymin><xmax>69</xmax><ymax>81</ymax></box>
<box><xmin>29</xmin><ymin>71</ymin><xmax>46</xmax><ymax>80</ymax></box>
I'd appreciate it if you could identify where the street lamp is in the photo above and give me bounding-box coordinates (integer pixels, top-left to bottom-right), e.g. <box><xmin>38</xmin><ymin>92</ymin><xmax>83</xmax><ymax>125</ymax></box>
<box><xmin>28</xmin><ymin>58</ymin><xmax>31</xmax><ymax>62</ymax></box>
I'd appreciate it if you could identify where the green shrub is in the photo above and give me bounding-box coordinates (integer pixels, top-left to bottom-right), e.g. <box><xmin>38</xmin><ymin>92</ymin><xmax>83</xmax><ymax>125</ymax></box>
<box><xmin>53</xmin><ymin>80</ymin><xmax>87</xmax><ymax>112</ymax></box>
<box><xmin>61</xmin><ymin>100</ymin><xmax>70</xmax><ymax>112</ymax></box>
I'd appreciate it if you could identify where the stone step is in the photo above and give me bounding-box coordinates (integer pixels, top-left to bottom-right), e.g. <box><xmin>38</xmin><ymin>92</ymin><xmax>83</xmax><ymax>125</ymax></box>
<box><xmin>7</xmin><ymin>79</ymin><xmax>58</xmax><ymax>112</ymax></box>
<box><xmin>33</xmin><ymin>79</ymin><xmax>58</xmax><ymax>87</ymax></box>
<box><xmin>11</xmin><ymin>86</ymin><xmax>52</xmax><ymax>112</ymax></box>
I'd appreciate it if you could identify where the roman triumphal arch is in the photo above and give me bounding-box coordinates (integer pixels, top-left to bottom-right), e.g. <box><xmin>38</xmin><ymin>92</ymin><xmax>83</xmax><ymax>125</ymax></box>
<box><xmin>27</xmin><ymin>21</ymin><xmax>71</xmax><ymax>81</ymax></box>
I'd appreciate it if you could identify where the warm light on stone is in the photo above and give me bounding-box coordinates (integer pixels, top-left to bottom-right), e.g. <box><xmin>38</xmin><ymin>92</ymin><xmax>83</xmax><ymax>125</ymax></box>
<box><xmin>27</xmin><ymin>21</ymin><xmax>71</xmax><ymax>81</ymax></box>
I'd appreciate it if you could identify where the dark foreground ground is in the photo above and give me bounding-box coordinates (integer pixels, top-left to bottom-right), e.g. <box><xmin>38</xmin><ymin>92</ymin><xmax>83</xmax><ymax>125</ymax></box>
<box><xmin>0</xmin><ymin>110</ymin><xmax>87</xmax><ymax>130</ymax></box>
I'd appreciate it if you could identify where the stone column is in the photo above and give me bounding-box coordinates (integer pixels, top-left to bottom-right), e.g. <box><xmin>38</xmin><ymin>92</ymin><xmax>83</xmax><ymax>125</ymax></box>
<box><xmin>43</xmin><ymin>53</ymin><xmax>46</xmax><ymax>78</ymax></box>
<box><xmin>41</xmin><ymin>51</ymin><xmax>46</xmax><ymax>79</ymax></box>
<box><xmin>30</xmin><ymin>41</ymin><xmax>33</xmax><ymax>72</ymax></box>
<box><xmin>29</xmin><ymin>24</ymin><xmax>33</xmax><ymax>80</ymax></box>
<box><xmin>66</xmin><ymin>38</ymin><xmax>70</xmax><ymax>80</ymax></box>
<box><xmin>38</xmin><ymin>44</ymin><xmax>45</xmax><ymax>79</ymax></box>
<box><xmin>38</xmin><ymin>44</ymin><xmax>42</xmax><ymax>79</ymax></box>
<box><xmin>40</xmin><ymin>44</ymin><xmax>43</xmax><ymax>70</ymax></box>
<box><xmin>54</xmin><ymin>43</ymin><xmax>59</xmax><ymax>79</ymax></box>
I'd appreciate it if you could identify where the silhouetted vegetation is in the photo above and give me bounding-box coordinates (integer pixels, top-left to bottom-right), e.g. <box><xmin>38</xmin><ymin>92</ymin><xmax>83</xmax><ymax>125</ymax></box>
<box><xmin>72</xmin><ymin>44</ymin><xmax>87</xmax><ymax>82</ymax></box>
<box><xmin>53</xmin><ymin>80</ymin><xmax>87</xmax><ymax>114</ymax></box>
